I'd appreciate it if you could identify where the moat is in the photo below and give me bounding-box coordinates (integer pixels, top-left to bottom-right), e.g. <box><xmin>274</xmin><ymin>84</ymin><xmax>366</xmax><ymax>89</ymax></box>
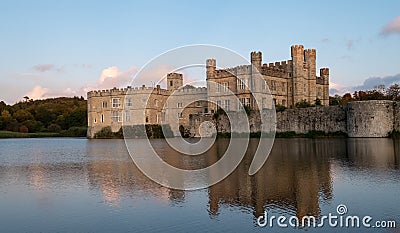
<box><xmin>0</xmin><ymin>138</ymin><xmax>399</xmax><ymax>232</ymax></box>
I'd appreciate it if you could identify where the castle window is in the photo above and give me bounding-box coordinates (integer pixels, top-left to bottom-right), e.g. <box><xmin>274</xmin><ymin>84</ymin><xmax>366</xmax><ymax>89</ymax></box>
<box><xmin>111</xmin><ymin>111</ymin><xmax>122</xmax><ymax>122</ymax></box>
<box><xmin>101</xmin><ymin>114</ymin><xmax>104</xmax><ymax>123</ymax></box>
<box><xmin>155</xmin><ymin>99</ymin><xmax>158</xmax><ymax>107</ymax></box>
<box><xmin>225</xmin><ymin>100</ymin><xmax>230</xmax><ymax>111</ymax></box>
<box><xmin>125</xmin><ymin>111</ymin><xmax>130</xmax><ymax>122</ymax></box>
<box><xmin>177</xmin><ymin>102</ymin><xmax>183</xmax><ymax>108</ymax></box>
<box><xmin>102</xmin><ymin>101</ymin><xmax>107</xmax><ymax>108</ymax></box>
<box><xmin>223</xmin><ymin>82</ymin><xmax>229</xmax><ymax>92</ymax></box>
<box><xmin>146</xmin><ymin>116</ymin><xmax>149</xmax><ymax>123</ymax></box>
<box><xmin>216</xmin><ymin>100</ymin><xmax>221</xmax><ymax>109</ymax></box>
<box><xmin>94</xmin><ymin>118</ymin><xmax>97</xmax><ymax>123</ymax></box>
<box><xmin>170</xmin><ymin>81</ymin><xmax>173</xmax><ymax>86</ymax></box>
<box><xmin>156</xmin><ymin>114</ymin><xmax>159</xmax><ymax>123</ymax></box>
<box><xmin>197</xmin><ymin>101</ymin><xmax>202</xmax><ymax>107</ymax></box>
<box><xmin>161</xmin><ymin>112</ymin><xmax>165</xmax><ymax>122</ymax></box>
<box><xmin>246</xmin><ymin>98</ymin><xmax>251</xmax><ymax>107</ymax></box>
<box><xmin>126</xmin><ymin>98</ymin><xmax>132</xmax><ymax>107</ymax></box>
<box><xmin>216</xmin><ymin>82</ymin><xmax>222</xmax><ymax>92</ymax></box>
<box><xmin>178</xmin><ymin>112</ymin><xmax>182</xmax><ymax>118</ymax></box>
<box><xmin>282</xmin><ymin>99</ymin><xmax>286</xmax><ymax>106</ymax></box>
<box><xmin>238</xmin><ymin>79</ymin><xmax>245</xmax><ymax>90</ymax></box>
<box><xmin>112</xmin><ymin>98</ymin><xmax>120</xmax><ymax>108</ymax></box>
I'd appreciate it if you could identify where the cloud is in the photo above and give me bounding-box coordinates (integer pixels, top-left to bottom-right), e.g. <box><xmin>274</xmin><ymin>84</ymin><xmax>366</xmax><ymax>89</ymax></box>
<box><xmin>330</xmin><ymin>73</ymin><xmax>400</xmax><ymax>96</ymax></box>
<box><xmin>352</xmin><ymin>74</ymin><xmax>400</xmax><ymax>91</ymax></box>
<box><xmin>32</xmin><ymin>64</ymin><xmax>64</xmax><ymax>73</ymax></box>
<box><xmin>381</xmin><ymin>16</ymin><xmax>400</xmax><ymax>35</ymax></box>
<box><xmin>25</xmin><ymin>85</ymin><xmax>50</xmax><ymax>100</ymax></box>
<box><xmin>97</xmin><ymin>66</ymin><xmax>137</xmax><ymax>89</ymax></box>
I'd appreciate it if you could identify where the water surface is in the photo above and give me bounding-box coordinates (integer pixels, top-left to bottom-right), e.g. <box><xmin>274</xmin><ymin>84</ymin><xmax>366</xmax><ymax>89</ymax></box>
<box><xmin>0</xmin><ymin>138</ymin><xmax>399</xmax><ymax>232</ymax></box>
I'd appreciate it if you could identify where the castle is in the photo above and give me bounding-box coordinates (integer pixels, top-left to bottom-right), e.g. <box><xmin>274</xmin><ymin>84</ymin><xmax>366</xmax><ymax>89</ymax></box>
<box><xmin>87</xmin><ymin>45</ymin><xmax>329</xmax><ymax>138</ymax></box>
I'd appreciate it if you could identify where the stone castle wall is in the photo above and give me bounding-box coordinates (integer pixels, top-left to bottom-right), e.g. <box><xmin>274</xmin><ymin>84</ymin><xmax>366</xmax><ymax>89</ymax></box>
<box><xmin>189</xmin><ymin>100</ymin><xmax>400</xmax><ymax>138</ymax></box>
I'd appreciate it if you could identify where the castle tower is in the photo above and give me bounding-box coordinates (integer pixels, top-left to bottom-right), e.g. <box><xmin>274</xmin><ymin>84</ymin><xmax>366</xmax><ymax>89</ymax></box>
<box><xmin>291</xmin><ymin>45</ymin><xmax>305</xmax><ymax>105</ymax></box>
<box><xmin>320</xmin><ymin>68</ymin><xmax>330</xmax><ymax>105</ymax></box>
<box><xmin>167</xmin><ymin>73</ymin><xmax>183</xmax><ymax>91</ymax></box>
<box><xmin>304</xmin><ymin>49</ymin><xmax>317</xmax><ymax>102</ymax></box>
<box><xmin>250</xmin><ymin>51</ymin><xmax>262</xmax><ymax>73</ymax></box>
<box><xmin>206</xmin><ymin>59</ymin><xmax>216</xmax><ymax>81</ymax></box>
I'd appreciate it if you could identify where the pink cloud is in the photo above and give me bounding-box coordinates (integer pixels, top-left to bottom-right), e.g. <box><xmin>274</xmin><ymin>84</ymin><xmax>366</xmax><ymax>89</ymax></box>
<box><xmin>381</xmin><ymin>16</ymin><xmax>400</xmax><ymax>35</ymax></box>
<box><xmin>25</xmin><ymin>85</ymin><xmax>51</xmax><ymax>100</ymax></box>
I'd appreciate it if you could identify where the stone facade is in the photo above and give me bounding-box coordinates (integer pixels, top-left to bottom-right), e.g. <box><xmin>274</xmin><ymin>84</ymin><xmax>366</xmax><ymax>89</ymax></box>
<box><xmin>87</xmin><ymin>45</ymin><xmax>330</xmax><ymax>138</ymax></box>
<box><xmin>206</xmin><ymin>45</ymin><xmax>329</xmax><ymax>112</ymax></box>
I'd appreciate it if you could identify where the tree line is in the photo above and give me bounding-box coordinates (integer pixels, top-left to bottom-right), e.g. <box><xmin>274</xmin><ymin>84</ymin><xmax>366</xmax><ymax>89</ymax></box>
<box><xmin>329</xmin><ymin>84</ymin><xmax>400</xmax><ymax>105</ymax></box>
<box><xmin>0</xmin><ymin>96</ymin><xmax>87</xmax><ymax>136</ymax></box>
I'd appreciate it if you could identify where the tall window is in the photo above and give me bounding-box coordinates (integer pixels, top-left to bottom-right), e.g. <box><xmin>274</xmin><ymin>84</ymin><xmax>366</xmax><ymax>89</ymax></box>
<box><xmin>125</xmin><ymin>111</ymin><xmax>130</xmax><ymax>122</ymax></box>
<box><xmin>126</xmin><ymin>98</ymin><xmax>132</xmax><ymax>107</ymax></box>
<box><xmin>245</xmin><ymin>98</ymin><xmax>251</xmax><ymax>107</ymax></box>
<box><xmin>196</xmin><ymin>101</ymin><xmax>202</xmax><ymax>107</ymax></box>
<box><xmin>238</xmin><ymin>78</ymin><xmax>246</xmax><ymax>90</ymax></box>
<box><xmin>111</xmin><ymin>111</ymin><xmax>121</xmax><ymax>122</ymax></box>
<box><xmin>225</xmin><ymin>99</ymin><xmax>230</xmax><ymax>111</ymax></box>
<box><xmin>178</xmin><ymin>112</ymin><xmax>182</xmax><ymax>118</ymax></box>
<box><xmin>216</xmin><ymin>82</ymin><xmax>222</xmax><ymax>92</ymax></box>
<box><xmin>112</xmin><ymin>98</ymin><xmax>120</xmax><ymax>108</ymax></box>
<box><xmin>177</xmin><ymin>102</ymin><xmax>183</xmax><ymax>108</ymax></box>
<box><xmin>101</xmin><ymin>114</ymin><xmax>104</xmax><ymax>123</ymax></box>
<box><xmin>102</xmin><ymin>101</ymin><xmax>107</xmax><ymax>108</ymax></box>
<box><xmin>216</xmin><ymin>100</ymin><xmax>221</xmax><ymax>109</ymax></box>
<box><xmin>223</xmin><ymin>82</ymin><xmax>229</xmax><ymax>92</ymax></box>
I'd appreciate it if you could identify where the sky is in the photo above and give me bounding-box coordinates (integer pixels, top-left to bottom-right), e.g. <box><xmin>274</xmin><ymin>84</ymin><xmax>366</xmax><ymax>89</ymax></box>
<box><xmin>0</xmin><ymin>0</ymin><xmax>399</xmax><ymax>104</ymax></box>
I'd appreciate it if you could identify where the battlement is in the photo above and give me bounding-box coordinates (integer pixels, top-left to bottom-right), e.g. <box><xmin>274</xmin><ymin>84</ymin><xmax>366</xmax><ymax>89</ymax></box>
<box><xmin>261</xmin><ymin>65</ymin><xmax>288</xmax><ymax>78</ymax></box>
<box><xmin>215</xmin><ymin>65</ymin><xmax>252</xmax><ymax>78</ymax></box>
<box><xmin>87</xmin><ymin>85</ymin><xmax>169</xmax><ymax>98</ymax></box>
<box><xmin>206</xmin><ymin>59</ymin><xmax>216</xmax><ymax>68</ymax></box>
<box><xmin>320</xmin><ymin>68</ymin><xmax>329</xmax><ymax>76</ymax></box>
<box><xmin>174</xmin><ymin>86</ymin><xmax>208</xmax><ymax>94</ymax></box>
<box><xmin>263</xmin><ymin>60</ymin><xmax>291</xmax><ymax>70</ymax></box>
<box><xmin>305</xmin><ymin>48</ymin><xmax>316</xmax><ymax>55</ymax></box>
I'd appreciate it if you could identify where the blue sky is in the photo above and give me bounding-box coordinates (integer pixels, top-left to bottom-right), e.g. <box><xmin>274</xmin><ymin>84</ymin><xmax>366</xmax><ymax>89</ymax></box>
<box><xmin>0</xmin><ymin>0</ymin><xmax>399</xmax><ymax>104</ymax></box>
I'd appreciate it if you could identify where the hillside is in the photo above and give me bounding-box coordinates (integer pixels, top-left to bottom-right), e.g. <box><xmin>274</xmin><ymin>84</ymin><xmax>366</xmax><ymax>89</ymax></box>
<box><xmin>0</xmin><ymin>97</ymin><xmax>87</xmax><ymax>137</ymax></box>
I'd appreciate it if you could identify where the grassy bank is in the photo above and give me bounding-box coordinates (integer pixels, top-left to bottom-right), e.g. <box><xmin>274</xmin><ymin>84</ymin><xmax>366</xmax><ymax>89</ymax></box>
<box><xmin>0</xmin><ymin>127</ymin><xmax>87</xmax><ymax>138</ymax></box>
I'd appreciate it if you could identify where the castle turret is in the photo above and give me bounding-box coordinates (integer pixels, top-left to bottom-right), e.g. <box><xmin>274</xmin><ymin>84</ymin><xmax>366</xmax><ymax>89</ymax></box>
<box><xmin>304</xmin><ymin>49</ymin><xmax>317</xmax><ymax>102</ymax></box>
<box><xmin>251</xmin><ymin>51</ymin><xmax>262</xmax><ymax>73</ymax></box>
<box><xmin>291</xmin><ymin>45</ymin><xmax>305</xmax><ymax>105</ymax></box>
<box><xmin>167</xmin><ymin>73</ymin><xmax>183</xmax><ymax>91</ymax></box>
<box><xmin>320</xmin><ymin>68</ymin><xmax>330</xmax><ymax>105</ymax></box>
<box><xmin>206</xmin><ymin>59</ymin><xmax>216</xmax><ymax>80</ymax></box>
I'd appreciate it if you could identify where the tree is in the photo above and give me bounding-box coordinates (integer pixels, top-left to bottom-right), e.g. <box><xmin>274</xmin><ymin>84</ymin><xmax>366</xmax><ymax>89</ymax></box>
<box><xmin>386</xmin><ymin>84</ymin><xmax>400</xmax><ymax>101</ymax></box>
<box><xmin>13</xmin><ymin>109</ymin><xmax>34</xmax><ymax>122</ymax></box>
<box><xmin>315</xmin><ymin>98</ymin><xmax>322</xmax><ymax>106</ymax></box>
<box><xmin>295</xmin><ymin>99</ymin><xmax>312</xmax><ymax>108</ymax></box>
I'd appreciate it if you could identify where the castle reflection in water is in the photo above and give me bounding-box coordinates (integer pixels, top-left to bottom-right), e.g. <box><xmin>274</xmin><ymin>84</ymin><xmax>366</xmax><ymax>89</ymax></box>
<box><xmin>84</xmin><ymin>138</ymin><xmax>400</xmax><ymax>219</ymax></box>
